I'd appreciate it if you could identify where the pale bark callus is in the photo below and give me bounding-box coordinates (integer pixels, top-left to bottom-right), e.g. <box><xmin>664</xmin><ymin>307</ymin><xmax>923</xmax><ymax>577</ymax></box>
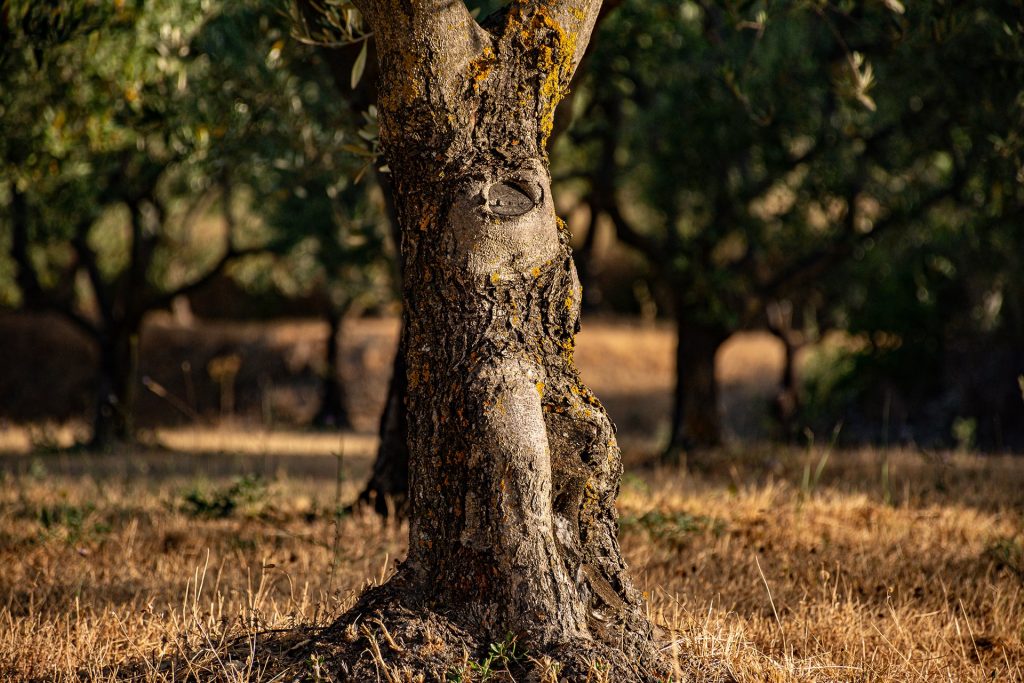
<box><xmin>318</xmin><ymin>1</ymin><xmax>667</xmax><ymax>678</ymax></box>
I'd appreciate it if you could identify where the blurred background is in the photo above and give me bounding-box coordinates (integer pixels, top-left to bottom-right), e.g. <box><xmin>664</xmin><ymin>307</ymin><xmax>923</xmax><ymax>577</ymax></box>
<box><xmin>2</xmin><ymin>0</ymin><xmax>1023</xmax><ymax>457</ymax></box>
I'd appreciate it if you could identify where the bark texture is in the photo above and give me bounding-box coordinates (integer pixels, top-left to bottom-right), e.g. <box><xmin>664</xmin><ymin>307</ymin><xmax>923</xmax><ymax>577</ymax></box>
<box><xmin>318</xmin><ymin>1</ymin><xmax>666</xmax><ymax>678</ymax></box>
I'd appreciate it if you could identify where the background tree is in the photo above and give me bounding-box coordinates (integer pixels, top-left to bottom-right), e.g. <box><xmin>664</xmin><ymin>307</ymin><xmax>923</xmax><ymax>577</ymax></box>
<box><xmin>1</xmin><ymin>0</ymin><xmax>373</xmax><ymax>447</ymax></box>
<box><xmin>254</xmin><ymin>158</ymin><xmax>394</xmax><ymax>429</ymax></box>
<box><xmin>563</xmin><ymin>0</ymin><xmax>1013</xmax><ymax>459</ymax></box>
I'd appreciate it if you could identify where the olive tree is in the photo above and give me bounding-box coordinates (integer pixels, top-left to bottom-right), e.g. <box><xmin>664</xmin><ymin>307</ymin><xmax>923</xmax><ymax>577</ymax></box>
<box><xmin>1</xmin><ymin>0</ymin><xmax>362</xmax><ymax>446</ymax></box>
<box><xmin>307</xmin><ymin>0</ymin><xmax>666</xmax><ymax>678</ymax></box>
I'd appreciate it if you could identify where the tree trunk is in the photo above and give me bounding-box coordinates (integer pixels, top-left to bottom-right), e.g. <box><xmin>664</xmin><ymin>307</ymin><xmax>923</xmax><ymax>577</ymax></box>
<box><xmin>766</xmin><ymin>301</ymin><xmax>806</xmax><ymax>441</ymax></box>
<box><xmin>316</xmin><ymin>1</ymin><xmax>666</xmax><ymax>679</ymax></box>
<box><xmin>772</xmin><ymin>328</ymin><xmax>802</xmax><ymax>440</ymax></box>
<box><xmin>352</xmin><ymin>330</ymin><xmax>409</xmax><ymax>516</ymax></box>
<box><xmin>313</xmin><ymin>307</ymin><xmax>354</xmax><ymax>429</ymax></box>
<box><xmin>664</xmin><ymin>314</ymin><xmax>728</xmax><ymax>464</ymax></box>
<box><xmin>89</xmin><ymin>325</ymin><xmax>137</xmax><ymax>450</ymax></box>
<box><xmin>348</xmin><ymin>166</ymin><xmax>412</xmax><ymax>518</ymax></box>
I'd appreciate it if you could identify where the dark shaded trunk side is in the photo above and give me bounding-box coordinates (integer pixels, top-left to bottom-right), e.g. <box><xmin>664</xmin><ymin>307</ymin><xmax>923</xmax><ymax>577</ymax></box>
<box><xmin>352</xmin><ymin>330</ymin><xmax>409</xmax><ymax>516</ymax></box>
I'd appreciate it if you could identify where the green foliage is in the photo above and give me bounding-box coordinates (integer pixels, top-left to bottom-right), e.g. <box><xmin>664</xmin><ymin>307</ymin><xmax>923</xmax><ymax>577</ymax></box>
<box><xmin>448</xmin><ymin>633</ymin><xmax>524</xmax><ymax>682</ymax></box>
<box><xmin>182</xmin><ymin>474</ymin><xmax>267</xmax><ymax>518</ymax></box>
<box><xmin>570</xmin><ymin>0</ymin><xmax>1024</xmax><ymax>446</ymax></box>
<box><xmin>984</xmin><ymin>536</ymin><xmax>1024</xmax><ymax>579</ymax></box>
<box><xmin>21</xmin><ymin>501</ymin><xmax>111</xmax><ymax>544</ymax></box>
<box><xmin>1</xmin><ymin>0</ymin><xmax>394</xmax><ymax>441</ymax></box>
<box><xmin>1</xmin><ymin>0</ymin><xmax>388</xmax><ymax>321</ymax></box>
<box><xmin>620</xmin><ymin>509</ymin><xmax>726</xmax><ymax>545</ymax></box>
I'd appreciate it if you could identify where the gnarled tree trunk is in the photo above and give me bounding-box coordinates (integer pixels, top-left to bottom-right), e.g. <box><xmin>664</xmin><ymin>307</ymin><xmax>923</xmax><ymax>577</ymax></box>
<box><xmin>317</xmin><ymin>0</ymin><xmax>665</xmax><ymax>678</ymax></box>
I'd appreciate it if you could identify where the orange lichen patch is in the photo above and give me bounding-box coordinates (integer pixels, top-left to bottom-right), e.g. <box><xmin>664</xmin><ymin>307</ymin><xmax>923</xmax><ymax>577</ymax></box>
<box><xmin>468</xmin><ymin>46</ymin><xmax>497</xmax><ymax>92</ymax></box>
<box><xmin>506</xmin><ymin>1</ymin><xmax>577</xmax><ymax>148</ymax></box>
<box><xmin>417</xmin><ymin>205</ymin><xmax>438</xmax><ymax>232</ymax></box>
<box><xmin>531</xmin><ymin>266</ymin><xmax>542</xmax><ymax>278</ymax></box>
<box><xmin>535</xmin><ymin>381</ymin><xmax>545</xmax><ymax>397</ymax></box>
<box><xmin>490</xmin><ymin>271</ymin><xmax>501</xmax><ymax>285</ymax></box>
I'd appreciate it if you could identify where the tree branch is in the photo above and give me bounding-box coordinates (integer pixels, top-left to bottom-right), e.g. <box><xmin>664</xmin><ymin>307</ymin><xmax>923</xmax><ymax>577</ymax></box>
<box><xmin>529</xmin><ymin>0</ymin><xmax>605</xmax><ymax>78</ymax></box>
<box><xmin>145</xmin><ymin>182</ymin><xmax>268</xmax><ymax>311</ymax></box>
<box><xmin>603</xmin><ymin>196</ymin><xmax>663</xmax><ymax>263</ymax></box>
<box><xmin>70</xmin><ymin>218</ymin><xmax>115</xmax><ymax>326</ymax></box>
<box><xmin>352</xmin><ymin>0</ymin><xmax>489</xmax><ymax>104</ymax></box>
<box><xmin>757</xmin><ymin>177</ymin><xmax>964</xmax><ymax>298</ymax></box>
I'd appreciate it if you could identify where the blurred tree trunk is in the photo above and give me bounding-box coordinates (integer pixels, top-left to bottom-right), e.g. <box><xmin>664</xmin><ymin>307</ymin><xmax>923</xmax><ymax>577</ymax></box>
<box><xmin>317</xmin><ymin>0</ymin><xmax>665</xmax><ymax>677</ymax></box>
<box><xmin>89</xmin><ymin>322</ymin><xmax>138</xmax><ymax>450</ymax></box>
<box><xmin>312</xmin><ymin>303</ymin><xmax>354</xmax><ymax>429</ymax></box>
<box><xmin>664</xmin><ymin>312</ymin><xmax>728</xmax><ymax>463</ymax></box>
<box><xmin>766</xmin><ymin>300</ymin><xmax>805</xmax><ymax>440</ymax></box>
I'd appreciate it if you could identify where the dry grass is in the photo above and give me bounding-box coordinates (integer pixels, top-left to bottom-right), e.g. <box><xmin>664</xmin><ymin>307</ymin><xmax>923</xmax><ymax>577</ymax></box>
<box><xmin>1</xmin><ymin>442</ymin><xmax>1021</xmax><ymax>682</ymax></box>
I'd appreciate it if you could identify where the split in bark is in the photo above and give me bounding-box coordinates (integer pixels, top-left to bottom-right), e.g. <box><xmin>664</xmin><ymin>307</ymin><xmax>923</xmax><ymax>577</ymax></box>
<box><xmin>306</xmin><ymin>0</ymin><xmax>667</xmax><ymax>678</ymax></box>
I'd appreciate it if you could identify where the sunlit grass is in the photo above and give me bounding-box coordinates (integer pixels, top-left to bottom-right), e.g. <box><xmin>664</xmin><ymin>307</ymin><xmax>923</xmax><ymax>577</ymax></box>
<box><xmin>1</xmin><ymin>442</ymin><xmax>1021</xmax><ymax>681</ymax></box>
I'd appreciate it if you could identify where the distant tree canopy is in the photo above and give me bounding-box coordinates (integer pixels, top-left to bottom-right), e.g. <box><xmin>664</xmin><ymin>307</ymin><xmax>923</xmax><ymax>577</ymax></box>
<box><xmin>0</xmin><ymin>0</ymin><xmax>390</xmax><ymax>446</ymax></box>
<box><xmin>563</xmin><ymin>0</ymin><xmax>1024</xmax><ymax>452</ymax></box>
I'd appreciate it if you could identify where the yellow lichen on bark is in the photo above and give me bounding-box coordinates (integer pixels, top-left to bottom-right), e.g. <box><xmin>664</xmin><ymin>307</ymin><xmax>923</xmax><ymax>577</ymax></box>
<box><xmin>504</xmin><ymin>1</ymin><xmax>577</xmax><ymax>149</ymax></box>
<box><xmin>468</xmin><ymin>46</ymin><xmax>497</xmax><ymax>92</ymax></box>
<box><xmin>379</xmin><ymin>46</ymin><xmax>423</xmax><ymax>112</ymax></box>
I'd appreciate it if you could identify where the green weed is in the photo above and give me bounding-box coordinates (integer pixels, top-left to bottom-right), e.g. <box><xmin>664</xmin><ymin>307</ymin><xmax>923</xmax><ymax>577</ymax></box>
<box><xmin>182</xmin><ymin>474</ymin><xmax>267</xmax><ymax>518</ymax></box>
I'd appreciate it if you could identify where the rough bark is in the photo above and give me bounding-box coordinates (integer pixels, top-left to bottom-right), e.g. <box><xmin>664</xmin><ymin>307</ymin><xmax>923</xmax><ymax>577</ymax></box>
<box><xmin>664</xmin><ymin>313</ymin><xmax>728</xmax><ymax>464</ymax></box>
<box><xmin>315</xmin><ymin>1</ymin><xmax>667</xmax><ymax>678</ymax></box>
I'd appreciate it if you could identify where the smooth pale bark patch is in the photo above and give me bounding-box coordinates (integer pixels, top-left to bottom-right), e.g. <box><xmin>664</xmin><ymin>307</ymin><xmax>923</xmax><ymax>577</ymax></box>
<box><xmin>447</xmin><ymin>161</ymin><xmax>561</xmax><ymax>279</ymax></box>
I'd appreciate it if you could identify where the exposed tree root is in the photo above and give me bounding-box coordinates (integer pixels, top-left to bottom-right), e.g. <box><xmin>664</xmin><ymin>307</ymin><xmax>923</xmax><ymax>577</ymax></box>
<box><xmin>233</xmin><ymin>575</ymin><xmax>734</xmax><ymax>682</ymax></box>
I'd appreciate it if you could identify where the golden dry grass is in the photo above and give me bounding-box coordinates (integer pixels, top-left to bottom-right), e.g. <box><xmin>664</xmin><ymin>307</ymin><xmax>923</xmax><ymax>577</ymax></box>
<box><xmin>1</xmin><ymin>442</ymin><xmax>1021</xmax><ymax>682</ymax></box>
